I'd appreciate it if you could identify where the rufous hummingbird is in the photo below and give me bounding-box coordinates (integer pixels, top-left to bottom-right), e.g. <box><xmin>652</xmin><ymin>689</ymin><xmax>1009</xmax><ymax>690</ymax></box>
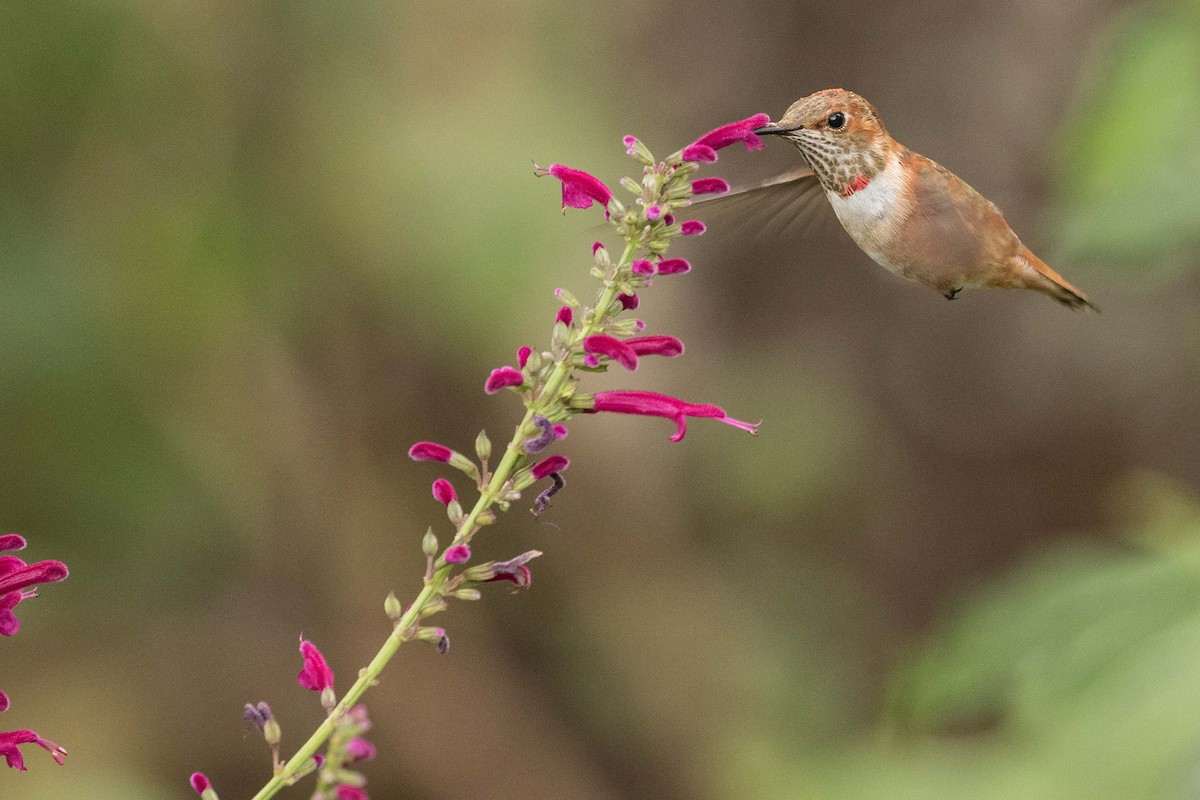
<box><xmin>740</xmin><ymin>89</ymin><xmax>1093</xmax><ymax>309</ymax></box>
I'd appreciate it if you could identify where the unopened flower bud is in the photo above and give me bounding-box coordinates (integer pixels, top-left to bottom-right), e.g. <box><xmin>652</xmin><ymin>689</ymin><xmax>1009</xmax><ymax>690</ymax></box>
<box><xmin>475</xmin><ymin>429</ymin><xmax>492</xmax><ymax>462</ymax></box>
<box><xmin>320</xmin><ymin>686</ymin><xmax>336</xmax><ymax>713</ymax></box>
<box><xmin>422</xmin><ymin>527</ymin><xmax>438</xmax><ymax>558</ymax></box>
<box><xmin>384</xmin><ymin>592</ymin><xmax>402</xmax><ymax>621</ymax></box>
<box><xmin>476</xmin><ymin>509</ymin><xmax>496</xmax><ymax>526</ymax></box>
<box><xmin>190</xmin><ymin>773</ymin><xmax>219</xmax><ymax>800</ymax></box>
<box><xmin>420</xmin><ymin>596</ymin><xmax>448</xmax><ymax>617</ymax></box>
<box><xmin>416</xmin><ymin>626</ymin><xmax>447</xmax><ymax>648</ymax></box>
<box><xmin>452</xmin><ymin>588</ymin><xmax>482</xmax><ymax>602</ymax></box>
<box><xmin>263</xmin><ymin>716</ymin><xmax>281</xmax><ymax>750</ymax></box>
<box><xmin>446</xmin><ymin>500</ymin><xmax>464</xmax><ymax>525</ymax></box>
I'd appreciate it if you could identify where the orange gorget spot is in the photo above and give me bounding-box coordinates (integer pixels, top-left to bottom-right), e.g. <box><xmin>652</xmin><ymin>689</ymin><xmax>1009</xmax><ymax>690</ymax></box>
<box><xmin>842</xmin><ymin>174</ymin><xmax>870</xmax><ymax>197</ymax></box>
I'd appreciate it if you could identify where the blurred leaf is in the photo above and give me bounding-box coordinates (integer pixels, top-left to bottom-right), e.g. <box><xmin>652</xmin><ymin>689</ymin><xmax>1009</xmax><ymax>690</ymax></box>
<box><xmin>1056</xmin><ymin>0</ymin><xmax>1200</xmax><ymax>276</ymax></box>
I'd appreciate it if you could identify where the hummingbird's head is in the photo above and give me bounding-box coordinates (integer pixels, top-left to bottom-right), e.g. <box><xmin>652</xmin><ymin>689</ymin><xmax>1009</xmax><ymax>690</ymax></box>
<box><xmin>755</xmin><ymin>89</ymin><xmax>893</xmax><ymax>192</ymax></box>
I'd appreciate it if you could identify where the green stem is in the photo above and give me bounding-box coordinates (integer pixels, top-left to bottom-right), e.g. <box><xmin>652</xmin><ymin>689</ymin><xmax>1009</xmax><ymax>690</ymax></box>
<box><xmin>246</xmin><ymin>238</ymin><xmax>640</xmax><ymax>800</ymax></box>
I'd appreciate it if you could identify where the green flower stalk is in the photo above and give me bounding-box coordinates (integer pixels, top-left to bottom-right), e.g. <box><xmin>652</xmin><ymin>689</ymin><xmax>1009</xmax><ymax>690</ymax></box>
<box><xmin>200</xmin><ymin>114</ymin><xmax>767</xmax><ymax>800</ymax></box>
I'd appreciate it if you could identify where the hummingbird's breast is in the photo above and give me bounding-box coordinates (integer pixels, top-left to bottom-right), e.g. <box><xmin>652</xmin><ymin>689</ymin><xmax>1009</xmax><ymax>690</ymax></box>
<box><xmin>824</xmin><ymin>154</ymin><xmax>911</xmax><ymax>274</ymax></box>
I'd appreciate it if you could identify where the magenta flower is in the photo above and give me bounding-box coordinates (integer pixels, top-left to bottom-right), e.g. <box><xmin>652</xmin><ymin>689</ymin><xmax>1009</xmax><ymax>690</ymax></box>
<box><xmin>0</xmin><ymin>692</ymin><xmax>8</xmax><ymax>714</ymax></box>
<box><xmin>592</xmin><ymin>241</ymin><xmax>605</xmax><ymax>255</ymax></box>
<box><xmin>484</xmin><ymin>366</ymin><xmax>525</xmax><ymax>394</ymax></box>
<box><xmin>656</xmin><ymin>258</ymin><xmax>691</xmax><ymax>276</ymax></box>
<box><xmin>631</xmin><ymin>259</ymin><xmax>656</xmax><ymax>276</ymax></box>
<box><xmin>336</xmin><ymin>787</ymin><xmax>369</xmax><ymax>800</ymax></box>
<box><xmin>517</xmin><ymin>346</ymin><xmax>532</xmax><ymax>368</ymax></box>
<box><xmin>297</xmin><ymin>639</ymin><xmax>334</xmax><ymax>693</ymax></box>
<box><xmin>681</xmin><ymin>220</ymin><xmax>706</xmax><ymax>236</ymax></box>
<box><xmin>408</xmin><ymin>442</ymin><xmax>454</xmax><ymax>463</ymax></box>
<box><xmin>431</xmin><ymin>478</ymin><xmax>457</xmax><ymax>506</ymax></box>
<box><xmin>0</xmin><ymin>539</ymin><xmax>68</xmax><ymax>637</ymax></box>
<box><xmin>692</xmin><ymin>177</ymin><xmax>730</xmax><ymax>195</ymax></box>
<box><xmin>553</xmin><ymin>424</ymin><xmax>569</xmax><ymax>440</ymax></box>
<box><xmin>556</xmin><ymin>306</ymin><xmax>573</xmax><ymax>326</ymax></box>
<box><xmin>190</xmin><ymin>773</ymin><xmax>212</xmax><ymax>795</ymax></box>
<box><xmin>583</xmin><ymin>335</ymin><xmax>639</xmax><ymax>370</ymax></box>
<box><xmin>532</xmin><ymin>455</ymin><xmax>569</xmax><ymax>480</ymax></box>
<box><xmin>445</xmin><ymin>543</ymin><xmax>471</xmax><ymax>564</ymax></box>
<box><xmin>347</xmin><ymin>737</ymin><xmax>377</xmax><ymax>762</ymax></box>
<box><xmin>534</xmin><ymin>163</ymin><xmax>613</xmax><ymax>218</ymax></box>
<box><xmin>1</xmin><ymin>730</ymin><xmax>66</xmax><ymax>771</ymax></box>
<box><xmin>664</xmin><ymin>214</ymin><xmax>676</xmax><ymax>225</ymax></box>
<box><xmin>645</xmin><ymin>205</ymin><xmax>663</xmax><ymax>221</ymax></box>
<box><xmin>625</xmin><ymin>335</ymin><xmax>684</xmax><ymax>358</ymax></box>
<box><xmin>583</xmin><ymin>390</ymin><xmax>760</xmax><ymax>442</ymax></box>
<box><xmin>618</xmin><ymin>292</ymin><xmax>639</xmax><ymax>310</ymax></box>
<box><xmin>682</xmin><ymin>113</ymin><xmax>771</xmax><ymax>163</ymax></box>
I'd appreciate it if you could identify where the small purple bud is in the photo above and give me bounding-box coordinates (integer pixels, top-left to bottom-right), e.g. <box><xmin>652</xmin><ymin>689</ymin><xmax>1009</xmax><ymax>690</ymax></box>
<box><xmin>583</xmin><ymin>354</ymin><xmax>600</xmax><ymax>368</ymax></box>
<box><xmin>517</xmin><ymin>346</ymin><xmax>532</xmax><ymax>368</ymax></box>
<box><xmin>681</xmin><ymin>220</ymin><xmax>706</xmax><ymax>235</ymax></box>
<box><xmin>0</xmin><ymin>535</ymin><xmax>26</xmax><ymax>553</ymax></box>
<box><xmin>552</xmin><ymin>424</ymin><xmax>569</xmax><ymax>440</ymax></box>
<box><xmin>656</xmin><ymin>258</ymin><xmax>691</xmax><ymax>275</ymax></box>
<box><xmin>431</xmin><ymin>478</ymin><xmax>457</xmax><ymax>506</ymax></box>
<box><xmin>297</xmin><ymin>639</ymin><xmax>334</xmax><ymax>693</ymax></box>
<box><xmin>445</xmin><ymin>544</ymin><xmax>471</xmax><ymax>564</ymax></box>
<box><xmin>623</xmin><ymin>135</ymin><xmax>637</xmax><ymax>155</ymax></box>
<box><xmin>0</xmin><ymin>691</ymin><xmax>8</xmax><ymax>713</ymax></box>
<box><xmin>190</xmin><ymin>773</ymin><xmax>211</xmax><ymax>795</ymax></box>
<box><xmin>484</xmin><ymin>366</ymin><xmax>524</xmax><ymax>394</ymax></box>
<box><xmin>346</xmin><ymin>737</ymin><xmax>377</xmax><ymax>762</ymax></box>
<box><xmin>408</xmin><ymin>442</ymin><xmax>453</xmax><ymax>463</ymax></box>
<box><xmin>618</xmin><ymin>293</ymin><xmax>639</xmax><ymax>310</ymax></box>
<box><xmin>645</xmin><ymin>205</ymin><xmax>662</xmax><ymax>221</ymax></box>
<box><xmin>437</xmin><ymin>632</ymin><xmax>450</xmax><ymax>655</ymax></box>
<box><xmin>532</xmin><ymin>455</ymin><xmax>569</xmax><ymax>480</ymax></box>
<box><xmin>691</xmin><ymin>177</ymin><xmax>730</xmax><ymax>195</ymax></box>
<box><xmin>556</xmin><ymin>306</ymin><xmax>573</xmax><ymax>326</ymax></box>
<box><xmin>663</xmin><ymin>214</ymin><xmax>676</xmax><ymax>225</ymax></box>
<box><xmin>631</xmin><ymin>259</ymin><xmax>656</xmax><ymax>276</ymax></box>
<box><xmin>592</xmin><ymin>241</ymin><xmax>604</xmax><ymax>255</ymax></box>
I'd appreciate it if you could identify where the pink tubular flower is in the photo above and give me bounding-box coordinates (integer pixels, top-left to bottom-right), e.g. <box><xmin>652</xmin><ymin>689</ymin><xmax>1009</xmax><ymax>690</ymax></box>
<box><xmin>645</xmin><ymin>205</ymin><xmax>662</xmax><ymax>221</ymax></box>
<box><xmin>656</xmin><ymin>258</ymin><xmax>691</xmax><ymax>275</ymax></box>
<box><xmin>336</xmin><ymin>787</ymin><xmax>369</xmax><ymax>800</ymax></box>
<box><xmin>617</xmin><ymin>292</ymin><xmax>639</xmax><ymax>310</ymax></box>
<box><xmin>1</xmin><ymin>730</ymin><xmax>66</xmax><ymax>771</ymax></box>
<box><xmin>681</xmin><ymin>220</ymin><xmax>706</xmax><ymax>236</ymax></box>
<box><xmin>431</xmin><ymin>478</ymin><xmax>457</xmax><ymax>506</ymax></box>
<box><xmin>592</xmin><ymin>241</ymin><xmax>604</xmax><ymax>255</ymax></box>
<box><xmin>583</xmin><ymin>335</ymin><xmax>639</xmax><ymax>370</ymax></box>
<box><xmin>297</xmin><ymin>639</ymin><xmax>334</xmax><ymax>693</ymax></box>
<box><xmin>584</xmin><ymin>390</ymin><xmax>760</xmax><ymax>442</ymax></box>
<box><xmin>517</xmin><ymin>346</ymin><xmax>532</xmax><ymax>368</ymax></box>
<box><xmin>534</xmin><ymin>163</ymin><xmax>613</xmax><ymax>218</ymax></box>
<box><xmin>407</xmin><ymin>442</ymin><xmax>453</xmax><ymax>463</ymax></box>
<box><xmin>625</xmin><ymin>335</ymin><xmax>684</xmax><ymax>358</ymax></box>
<box><xmin>0</xmin><ymin>541</ymin><xmax>68</xmax><ymax>637</ymax></box>
<box><xmin>444</xmin><ymin>544</ymin><xmax>471</xmax><ymax>564</ymax></box>
<box><xmin>631</xmin><ymin>259</ymin><xmax>655</xmax><ymax>276</ymax></box>
<box><xmin>692</xmin><ymin>177</ymin><xmax>730</xmax><ymax>195</ymax></box>
<box><xmin>484</xmin><ymin>366</ymin><xmax>525</xmax><ymax>394</ymax></box>
<box><xmin>556</xmin><ymin>306</ymin><xmax>573</xmax><ymax>326</ymax></box>
<box><xmin>532</xmin><ymin>455</ymin><xmax>569</xmax><ymax>480</ymax></box>
<box><xmin>683</xmin><ymin>113</ymin><xmax>771</xmax><ymax>163</ymax></box>
<box><xmin>190</xmin><ymin>773</ymin><xmax>211</xmax><ymax>794</ymax></box>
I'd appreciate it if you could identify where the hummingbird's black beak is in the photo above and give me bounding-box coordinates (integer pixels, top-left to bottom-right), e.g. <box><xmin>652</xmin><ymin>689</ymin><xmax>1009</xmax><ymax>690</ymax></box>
<box><xmin>754</xmin><ymin>124</ymin><xmax>792</xmax><ymax>136</ymax></box>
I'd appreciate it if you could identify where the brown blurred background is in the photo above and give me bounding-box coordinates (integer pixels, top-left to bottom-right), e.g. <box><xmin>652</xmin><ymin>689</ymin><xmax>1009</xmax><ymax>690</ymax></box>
<box><xmin>3</xmin><ymin>1</ymin><xmax>1200</xmax><ymax>798</ymax></box>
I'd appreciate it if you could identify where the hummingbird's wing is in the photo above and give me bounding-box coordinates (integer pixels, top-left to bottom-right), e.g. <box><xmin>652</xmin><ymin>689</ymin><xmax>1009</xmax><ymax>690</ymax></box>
<box><xmin>688</xmin><ymin>167</ymin><xmax>836</xmax><ymax>240</ymax></box>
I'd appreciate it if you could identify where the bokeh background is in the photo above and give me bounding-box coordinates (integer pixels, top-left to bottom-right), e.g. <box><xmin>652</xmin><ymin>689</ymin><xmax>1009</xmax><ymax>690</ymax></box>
<box><xmin>3</xmin><ymin>1</ymin><xmax>1200</xmax><ymax>798</ymax></box>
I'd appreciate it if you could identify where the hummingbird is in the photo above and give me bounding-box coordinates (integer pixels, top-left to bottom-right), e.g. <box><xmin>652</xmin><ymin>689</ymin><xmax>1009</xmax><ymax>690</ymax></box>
<box><xmin>730</xmin><ymin>89</ymin><xmax>1093</xmax><ymax>309</ymax></box>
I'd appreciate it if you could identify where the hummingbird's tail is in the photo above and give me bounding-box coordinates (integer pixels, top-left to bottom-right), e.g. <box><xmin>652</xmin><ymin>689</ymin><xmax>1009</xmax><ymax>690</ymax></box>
<box><xmin>1015</xmin><ymin>247</ymin><xmax>1096</xmax><ymax>311</ymax></box>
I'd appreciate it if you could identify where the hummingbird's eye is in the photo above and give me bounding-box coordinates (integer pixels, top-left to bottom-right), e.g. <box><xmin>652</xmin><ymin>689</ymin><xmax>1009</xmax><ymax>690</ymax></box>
<box><xmin>827</xmin><ymin>112</ymin><xmax>846</xmax><ymax>130</ymax></box>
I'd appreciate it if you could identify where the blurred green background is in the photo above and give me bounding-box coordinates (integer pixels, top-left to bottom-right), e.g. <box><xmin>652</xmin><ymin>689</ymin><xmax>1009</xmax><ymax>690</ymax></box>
<box><xmin>3</xmin><ymin>1</ymin><xmax>1200</xmax><ymax>798</ymax></box>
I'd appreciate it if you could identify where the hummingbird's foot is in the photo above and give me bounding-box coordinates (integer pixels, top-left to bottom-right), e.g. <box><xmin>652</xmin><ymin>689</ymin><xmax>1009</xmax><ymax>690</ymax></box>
<box><xmin>944</xmin><ymin>287</ymin><xmax>962</xmax><ymax>301</ymax></box>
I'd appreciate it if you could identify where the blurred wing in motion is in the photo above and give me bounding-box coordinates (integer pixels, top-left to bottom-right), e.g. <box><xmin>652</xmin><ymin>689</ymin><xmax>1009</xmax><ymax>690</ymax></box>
<box><xmin>688</xmin><ymin>167</ymin><xmax>837</xmax><ymax>240</ymax></box>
